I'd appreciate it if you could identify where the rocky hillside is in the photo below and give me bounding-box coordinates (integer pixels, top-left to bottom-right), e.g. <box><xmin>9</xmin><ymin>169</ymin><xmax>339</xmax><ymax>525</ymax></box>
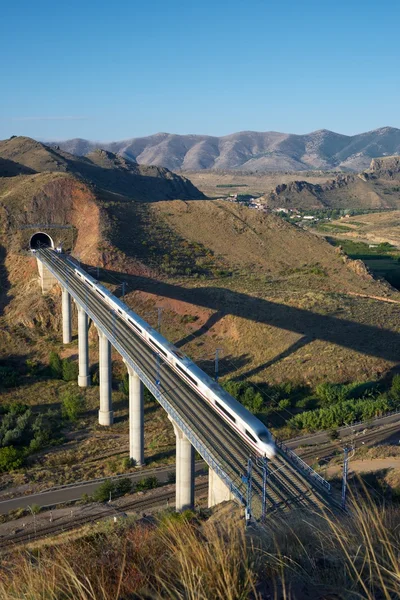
<box><xmin>255</xmin><ymin>157</ymin><xmax>400</xmax><ymax>210</ymax></box>
<box><xmin>0</xmin><ymin>136</ymin><xmax>204</xmax><ymax>202</ymax></box>
<box><xmin>49</xmin><ymin>126</ymin><xmax>400</xmax><ymax>172</ymax></box>
<box><xmin>367</xmin><ymin>155</ymin><xmax>400</xmax><ymax>180</ymax></box>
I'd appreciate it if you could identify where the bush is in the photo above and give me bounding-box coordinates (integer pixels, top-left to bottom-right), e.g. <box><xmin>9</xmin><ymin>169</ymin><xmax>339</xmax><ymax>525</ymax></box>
<box><xmin>390</xmin><ymin>374</ymin><xmax>400</xmax><ymax>400</ymax></box>
<box><xmin>49</xmin><ymin>352</ymin><xmax>63</xmax><ymax>379</ymax></box>
<box><xmin>278</xmin><ymin>398</ymin><xmax>291</xmax><ymax>410</ymax></box>
<box><xmin>62</xmin><ymin>359</ymin><xmax>79</xmax><ymax>382</ymax></box>
<box><xmin>223</xmin><ymin>380</ymin><xmax>264</xmax><ymax>414</ymax></box>
<box><xmin>26</xmin><ymin>359</ymin><xmax>40</xmax><ymax>377</ymax></box>
<box><xmin>61</xmin><ymin>389</ymin><xmax>86</xmax><ymax>422</ymax></box>
<box><xmin>295</xmin><ymin>397</ymin><xmax>318</xmax><ymax>410</ymax></box>
<box><xmin>0</xmin><ymin>446</ymin><xmax>23</xmax><ymax>472</ymax></box>
<box><xmin>93</xmin><ymin>480</ymin><xmax>115</xmax><ymax>502</ymax></box>
<box><xmin>315</xmin><ymin>382</ymin><xmax>351</xmax><ymax>407</ymax></box>
<box><xmin>122</xmin><ymin>457</ymin><xmax>136</xmax><ymax>470</ymax></box>
<box><xmin>115</xmin><ymin>478</ymin><xmax>132</xmax><ymax>496</ymax></box>
<box><xmin>289</xmin><ymin>394</ymin><xmax>395</xmax><ymax>432</ymax></box>
<box><xmin>136</xmin><ymin>476</ymin><xmax>158</xmax><ymax>491</ymax></box>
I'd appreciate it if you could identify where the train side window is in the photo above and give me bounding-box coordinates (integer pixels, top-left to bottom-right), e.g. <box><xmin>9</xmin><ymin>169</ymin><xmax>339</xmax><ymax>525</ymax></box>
<box><xmin>215</xmin><ymin>400</ymin><xmax>235</xmax><ymax>422</ymax></box>
<box><xmin>128</xmin><ymin>318</ymin><xmax>142</xmax><ymax>333</ymax></box>
<box><xmin>149</xmin><ymin>338</ymin><xmax>168</xmax><ymax>358</ymax></box>
<box><xmin>245</xmin><ymin>429</ymin><xmax>257</xmax><ymax>443</ymax></box>
<box><xmin>175</xmin><ymin>363</ymin><xmax>198</xmax><ymax>386</ymax></box>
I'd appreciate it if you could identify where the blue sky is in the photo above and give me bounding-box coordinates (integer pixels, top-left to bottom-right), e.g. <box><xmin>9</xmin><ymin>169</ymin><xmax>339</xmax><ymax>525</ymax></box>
<box><xmin>1</xmin><ymin>0</ymin><xmax>399</xmax><ymax>140</ymax></box>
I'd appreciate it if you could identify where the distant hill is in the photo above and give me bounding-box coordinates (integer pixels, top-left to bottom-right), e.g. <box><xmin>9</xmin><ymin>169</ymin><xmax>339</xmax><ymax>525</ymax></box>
<box><xmin>0</xmin><ymin>136</ymin><xmax>204</xmax><ymax>202</ymax></box>
<box><xmin>48</xmin><ymin>127</ymin><xmax>400</xmax><ymax>172</ymax></box>
<box><xmin>257</xmin><ymin>157</ymin><xmax>400</xmax><ymax>210</ymax></box>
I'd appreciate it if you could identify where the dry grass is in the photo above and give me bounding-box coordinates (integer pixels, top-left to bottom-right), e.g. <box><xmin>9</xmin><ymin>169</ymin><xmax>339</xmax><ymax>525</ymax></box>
<box><xmin>1</xmin><ymin>495</ymin><xmax>399</xmax><ymax>599</ymax></box>
<box><xmin>184</xmin><ymin>171</ymin><xmax>332</xmax><ymax>199</ymax></box>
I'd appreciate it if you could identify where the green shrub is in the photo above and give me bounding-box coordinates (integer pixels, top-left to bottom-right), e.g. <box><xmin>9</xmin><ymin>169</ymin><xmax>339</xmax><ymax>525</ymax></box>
<box><xmin>295</xmin><ymin>397</ymin><xmax>317</xmax><ymax>410</ymax></box>
<box><xmin>115</xmin><ymin>478</ymin><xmax>132</xmax><ymax>496</ymax></box>
<box><xmin>93</xmin><ymin>480</ymin><xmax>115</xmax><ymax>502</ymax></box>
<box><xmin>0</xmin><ymin>446</ymin><xmax>23</xmax><ymax>472</ymax></box>
<box><xmin>29</xmin><ymin>504</ymin><xmax>41</xmax><ymax>515</ymax></box>
<box><xmin>278</xmin><ymin>398</ymin><xmax>291</xmax><ymax>410</ymax></box>
<box><xmin>26</xmin><ymin>359</ymin><xmax>40</xmax><ymax>377</ymax></box>
<box><xmin>122</xmin><ymin>457</ymin><xmax>136</xmax><ymax>470</ymax></box>
<box><xmin>62</xmin><ymin>359</ymin><xmax>79</xmax><ymax>382</ymax></box>
<box><xmin>136</xmin><ymin>476</ymin><xmax>158</xmax><ymax>491</ymax></box>
<box><xmin>390</xmin><ymin>375</ymin><xmax>400</xmax><ymax>400</ymax></box>
<box><xmin>315</xmin><ymin>382</ymin><xmax>351</xmax><ymax>407</ymax></box>
<box><xmin>49</xmin><ymin>352</ymin><xmax>63</xmax><ymax>379</ymax></box>
<box><xmin>289</xmin><ymin>394</ymin><xmax>395</xmax><ymax>432</ymax></box>
<box><xmin>61</xmin><ymin>389</ymin><xmax>85</xmax><ymax>422</ymax></box>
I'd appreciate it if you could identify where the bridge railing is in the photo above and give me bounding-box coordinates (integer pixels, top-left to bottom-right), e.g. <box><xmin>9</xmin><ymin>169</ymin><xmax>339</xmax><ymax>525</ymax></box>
<box><xmin>273</xmin><ymin>435</ymin><xmax>331</xmax><ymax>493</ymax></box>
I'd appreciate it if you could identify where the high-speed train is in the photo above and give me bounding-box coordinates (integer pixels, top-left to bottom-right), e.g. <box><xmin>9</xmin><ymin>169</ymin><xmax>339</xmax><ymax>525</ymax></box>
<box><xmin>59</xmin><ymin>252</ymin><xmax>276</xmax><ymax>459</ymax></box>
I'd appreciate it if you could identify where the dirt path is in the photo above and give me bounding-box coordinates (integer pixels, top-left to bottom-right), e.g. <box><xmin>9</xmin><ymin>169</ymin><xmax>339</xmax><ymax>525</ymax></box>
<box><xmin>327</xmin><ymin>457</ymin><xmax>400</xmax><ymax>477</ymax></box>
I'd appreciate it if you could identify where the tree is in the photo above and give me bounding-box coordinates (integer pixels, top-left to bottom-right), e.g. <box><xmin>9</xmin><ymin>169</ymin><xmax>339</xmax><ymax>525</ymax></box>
<box><xmin>62</xmin><ymin>359</ymin><xmax>78</xmax><ymax>382</ymax></box>
<box><xmin>49</xmin><ymin>352</ymin><xmax>63</xmax><ymax>379</ymax></box>
<box><xmin>0</xmin><ymin>446</ymin><xmax>23</xmax><ymax>472</ymax></box>
<box><xmin>61</xmin><ymin>389</ymin><xmax>85</xmax><ymax>422</ymax></box>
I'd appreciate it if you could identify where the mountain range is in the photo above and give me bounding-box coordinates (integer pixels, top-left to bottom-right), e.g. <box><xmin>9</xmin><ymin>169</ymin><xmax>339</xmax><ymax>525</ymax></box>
<box><xmin>47</xmin><ymin>127</ymin><xmax>400</xmax><ymax>172</ymax></box>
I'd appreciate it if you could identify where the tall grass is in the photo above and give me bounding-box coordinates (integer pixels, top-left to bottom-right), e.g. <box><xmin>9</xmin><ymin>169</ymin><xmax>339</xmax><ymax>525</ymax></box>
<box><xmin>0</xmin><ymin>495</ymin><xmax>399</xmax><ymax>599</ymax></box>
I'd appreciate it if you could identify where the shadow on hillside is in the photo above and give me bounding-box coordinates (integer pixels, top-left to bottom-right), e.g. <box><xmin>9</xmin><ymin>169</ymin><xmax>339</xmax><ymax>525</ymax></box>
<box><xmin>0</xmin><ymin>157</ymin><xmax>36</xmax><ymax>177</ymax></box>
<box><xmin>84</xmin><ymin>266</ymin><xmax>400</xmax><ymax>372</ymax></box>
<box><xmin>197</xmin><ymin>354</ymin><xmax>252</xmax><ymax>379</ymax></box>
<box><xmin>49</xmin><ymin>147</ymin><xmax>203</xmax><ymax>202</ymax></box>
<box><xmin>0</xmin><ymin>244</ymin><xmax>11</xmax><ymax>316</ymax></box>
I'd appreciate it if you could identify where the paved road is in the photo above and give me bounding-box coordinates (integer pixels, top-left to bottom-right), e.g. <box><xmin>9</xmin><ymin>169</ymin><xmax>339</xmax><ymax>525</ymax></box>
<box><xmin>0</xmin><ymin>463</ymin><xmax>207</xmax><ymax>515</ymax></box>
<box><xmin>37</xmin><ymin>249</ymin><xmax>333</xmax><ymax>516</ymax></box>
<box><xmin>286</xmin><ymin>413</ymin><xmax>400</xmax><ymax>450</ymax></box>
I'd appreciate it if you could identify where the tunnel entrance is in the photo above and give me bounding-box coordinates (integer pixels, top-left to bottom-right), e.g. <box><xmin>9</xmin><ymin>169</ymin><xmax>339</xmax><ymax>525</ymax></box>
<box><xmin>29</xmin><ymin>232</ymin><xmax>54</xmax><ymax>250</ymax></box>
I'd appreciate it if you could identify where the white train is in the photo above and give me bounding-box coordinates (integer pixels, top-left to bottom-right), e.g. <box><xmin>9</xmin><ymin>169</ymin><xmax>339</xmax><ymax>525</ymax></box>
<box><xmin>65</xmin><ymin>255</ymin><xmax>276</xmax><ymax>459</ymax></box>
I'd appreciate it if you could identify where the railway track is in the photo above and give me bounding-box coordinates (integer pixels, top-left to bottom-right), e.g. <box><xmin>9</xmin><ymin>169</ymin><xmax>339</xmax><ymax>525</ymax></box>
<box><xmin>0</xmin><ymin>481</ymin><xmax>209</xmax><ymax>553</ymax></box>
<box><xmin>298</xmin><ymin>422</ymin><xmax>400</xmax><ymax>464</ymax></box>
<box><xmin>39</xmin><ymin>249</ymin><xmax>333</xmax><ymax>519</ymax></box>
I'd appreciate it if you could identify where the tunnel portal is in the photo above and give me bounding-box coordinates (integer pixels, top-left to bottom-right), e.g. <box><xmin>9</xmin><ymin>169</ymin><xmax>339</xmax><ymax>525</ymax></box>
<box><xmin>29</xmin><ymin>232</ymin><xmax>54</xmax><ymax>250</ymax></box>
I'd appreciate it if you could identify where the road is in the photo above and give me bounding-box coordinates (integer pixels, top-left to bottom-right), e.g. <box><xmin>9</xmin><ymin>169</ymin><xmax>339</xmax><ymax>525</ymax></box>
<box><xmin>286</xmin><ymin>413</ymin><xmax>400</xmax><ymax>450</ymax></box>
<box><xmin>0</xmin><ymin>462</ymin><xmax>207</xmax><ymax>515</ymax></box>
<box><xmin>297</xmin><ymin>422</ymin><xmax>400</xmax><ymax>465</ymax></box>
<box><xmin>0</xmin><ymin>480</ymin><xmax>209</xmax><ymax>553</ymax></box>
<box><xmin>37</xmin><ymin>248</ymin><xmax>333</xmax><ymax>517</ymax></box>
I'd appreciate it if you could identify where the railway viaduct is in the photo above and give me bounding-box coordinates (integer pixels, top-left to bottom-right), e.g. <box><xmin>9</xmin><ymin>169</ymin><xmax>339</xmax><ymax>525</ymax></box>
<box><xmin>32</xmin><ymin>233</ymin><xmax>332</xmax><ymax>519</ymax></box>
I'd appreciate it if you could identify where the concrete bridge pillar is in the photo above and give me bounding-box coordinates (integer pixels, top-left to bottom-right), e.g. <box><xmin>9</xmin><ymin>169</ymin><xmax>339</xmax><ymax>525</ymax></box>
<box><xmin>208</xmin><ymin>468</ymin><xmax>234</xmax><ymax>507</ymax></box>
<box><xmin>77</xmin><ymin>305</ymin><xmax>91</xmax><ymax>387</ymax></box>
<box><xmin>36</xmin><ymin>259</ymin><xmax>58</xmax><ymax>294</ymax></box>
<box><xmin>124</xmin><ymin>363</ymin><xmax>144</xmax><ymax>465</ymax></box>
<box><xmin>61</xmin><ymin>287</ymin><xmax>72</xmax><ymax>344</ymax></box>
<box><xmin>98</xmin><ymin>330</ymin><xmax>113</xmax><ymax>426</ymax></box>
<box><xmin>169</xmin><ymin>418</ymin><xmax>194</xmax><ymax>511</ymax></box>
